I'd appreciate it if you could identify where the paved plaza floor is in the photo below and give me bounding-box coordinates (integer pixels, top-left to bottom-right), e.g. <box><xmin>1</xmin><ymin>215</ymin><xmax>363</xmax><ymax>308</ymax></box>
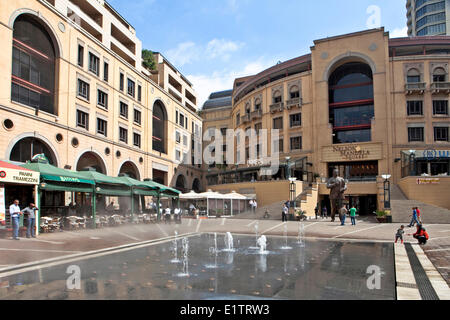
<box><xmin>0</xmin><ymin>217</ymin><xmax>449</xmax><ymax>299</ymax></box>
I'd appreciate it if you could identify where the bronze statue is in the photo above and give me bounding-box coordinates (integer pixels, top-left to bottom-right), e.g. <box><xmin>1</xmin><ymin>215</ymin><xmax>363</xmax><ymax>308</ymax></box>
<box><xmin>327</xmin><ymin>169</ymin><xmax>347</xmax><ymax>222</ymax></box>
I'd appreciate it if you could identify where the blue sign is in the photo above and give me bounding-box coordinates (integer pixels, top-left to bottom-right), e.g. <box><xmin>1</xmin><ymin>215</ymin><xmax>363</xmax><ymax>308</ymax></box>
<box><xmin>418</xmin><ymin>149</ymin><xmax>450</xmax><ymax>160</ymax></box>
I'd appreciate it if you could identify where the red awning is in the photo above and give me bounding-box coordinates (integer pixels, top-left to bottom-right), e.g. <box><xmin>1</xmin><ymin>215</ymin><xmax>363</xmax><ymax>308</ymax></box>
<box><xmin>0</xmin><ymin>161</ymin><xmax>34</xmax><ymax>171</ymax></box>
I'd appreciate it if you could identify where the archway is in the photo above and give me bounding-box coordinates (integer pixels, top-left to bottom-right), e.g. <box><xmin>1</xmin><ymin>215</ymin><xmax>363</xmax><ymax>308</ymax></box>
<box><xmin>192</xmin><ymin>178</ymin><xmax>201</xmax><ymax>193</ymax></box>
<box><xmin>10</xmin><ymin>136</ymin><xmax>57</xmax><ymax>165</ymax></box>
<box><xmin>175</xmin><ymin>174</ymin><xmax>187</xmax><ymax>193</ymax></box>
<box><xmin>76</xmin><ymin>151</ymin><xmax>107</xmax><ymax>174</ymax></box>
<box><xmin>118</xmin><ymin>161</ymin><xmax>141</xmax><ymax>180</ymax></box>
<box><xmin>11</xmin><ymin>14</ymin><xmax>58</xmax><ymax>115</ymax></box>
<box><xmin>328</xmin><ymin>61</ymin><xmax>374</xmax><ymax>144</ymax></box>
<box><xmin>152</xmin><ymin>100</ymin><xmax>167</xmax><ymax>154</ymax></box>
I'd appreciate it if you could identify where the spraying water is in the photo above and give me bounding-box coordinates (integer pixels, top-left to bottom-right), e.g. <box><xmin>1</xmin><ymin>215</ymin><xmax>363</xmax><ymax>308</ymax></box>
<box><xmin>223</xmin><ymin>232</ymin><xmax>235</xmax><ymax>252</ymax></box>
<box><xmin>257</xmin><ymin>235</ymin><xmax>268</xmax><ymax>255</ymax></box>
<box><xmin>281</xmin><ymin>223</ymin><xmax>292</xmax><ymax>250</ymax></box>
<box><xmin>249</xmin><ymin>222</ymin><xmax>260</xmax><ymax>250</ymax></box>
<box><xmin>297</xmin><ymin>222</ymin><xmax>305</xmax><ymax>247</ymax></box>
<box><xmin>170</xmin><ymin>231</ymin><xmax>180</xmax><ymax>263</ymax></box>
<box><xmin>206</xmin><ymin>233</ymin><xmax>219</xmax><ymax>269</ymax></box>
<box><xmin>177</xmin><ymin>237</ymin><xmax>190</xmax><ymax>277</ymax></box>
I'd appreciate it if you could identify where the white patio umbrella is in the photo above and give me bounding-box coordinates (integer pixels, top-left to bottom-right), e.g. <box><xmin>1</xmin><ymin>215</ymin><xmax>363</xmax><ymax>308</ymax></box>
<box><xmin>223</xmin><ymin>191</ymin><xmax>250</xmax><ymax>216</ymax></box>
<box><xmin>198</xmin><ymin>190</ymin><xmax>228</xmax><ymax>217</ymax></box>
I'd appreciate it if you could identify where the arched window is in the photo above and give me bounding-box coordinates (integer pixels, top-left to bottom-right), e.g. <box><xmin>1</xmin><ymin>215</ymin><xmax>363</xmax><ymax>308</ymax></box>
<box><xmin>289</xmin><ymin>85</ymin><xmax>300</xmax><ymax>99</ymax></box>
<box><xmin>254</xmin><ymin>98</ymin><xmax>261</xmax><ymax>110</ymax></box>
<box><xmin>433</xmin><ymin>67</ymin><xmax>446</xmax><ymax>82</ymax></box>
<box><xmin>11</xmin><ymin>15</ymin><xmax>57</xmax><ymax>115</ymax></box>
<box><xmin>10</xmin><ymin>137</ymin><xmax>57</xmax><ymax>165</ymax></box>
<box><xmin>119</xmin><ymin>161</ymin><xmax>140</xmax><ymax>180</ymax></box>
<box><xmin>175</xmin><ymin>174</ymin><xmax>187</xmax><ymax>193</ymax></box>
<box><xmin>245</xmin><ymin>102</ymin><xmax>251</xmax><ymax>114</ymax></box>
<box><xmin>273</xmin><ymin>90</ymin><xmax>282</xmax><ymax>103</ymax></box>
<box><xmin>192</xmin><ymin>178</ymin><xmax>201</xmax><ymax>193</ymax></box>
<box><xmin>76</xmin><ymin>152</ymin><xmax>107</xmax><ymax>174</ymax></box>
<box><xmin>407</xmin><ymin>68</ymin><xmax>421</xmax><ymax>83</ymax></box>
<box><xmin>152</xmin><ymin>100</ymin><xmax>167</xmax><ymax>154</ymax></box>
<box><xmin>329</xmin><ymin>62</ymin><xmax>374</xmax><ymax>144</ymax></box>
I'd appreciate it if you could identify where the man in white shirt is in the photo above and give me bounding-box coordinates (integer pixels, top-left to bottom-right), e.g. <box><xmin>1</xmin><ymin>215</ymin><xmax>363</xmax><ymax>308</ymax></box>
<box><xmin>9</xmin><ymin>200</ymin><xmax>22</xmax><ymax>240</ymax></box>
<box><xmin>253</xmin><ymin>200</ymin><xmax>258</xmax><ymax>212</ymax></box>
<box><xmin>164</xmin><ymin>206</ymin><xmax>172</xmax><ymax>224</ymax></box>
<box><xmin>174</xmin><ymin>207</ymin><xmax>181</xmax><ymax>224</ymax></box>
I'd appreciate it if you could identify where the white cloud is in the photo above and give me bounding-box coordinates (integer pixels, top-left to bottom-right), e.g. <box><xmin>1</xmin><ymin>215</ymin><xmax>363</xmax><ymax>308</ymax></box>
<box><xmin>166</xmin><ymin>42</ymin><xmax>200</xmax><ymax>67</ymax></box>
<box><xmin>188</xmin><ymin>58</ymin><xmax>277</xmax><ymax>108</ymax></box>
<box><xmin>390</xmin><ymin>27</ymin><xmax>408</xmax><ymax>38</ymax></box>
<box><xmin>166</xmin><ymin>39</ymin><xmax>245</xmax><ymax>67</ymax></box>
<box><xmin>206</xmin><ymin>39</ymin><xmax>245</xmax><ymax>61</ymax></box>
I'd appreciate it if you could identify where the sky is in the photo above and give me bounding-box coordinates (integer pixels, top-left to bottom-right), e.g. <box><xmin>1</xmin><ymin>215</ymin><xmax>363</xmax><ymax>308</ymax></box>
<box><xmin>107</xmin><ymin>0</ymin><xmax>408</xmax><ymax>108</ymax></box>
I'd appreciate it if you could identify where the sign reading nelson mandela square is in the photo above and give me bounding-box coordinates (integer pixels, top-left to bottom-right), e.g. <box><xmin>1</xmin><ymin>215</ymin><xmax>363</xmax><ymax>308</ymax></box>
<box><xmin>184</xmin><ymin>129</ymin><xmax>281</xmax><ymax>176</ymax></box>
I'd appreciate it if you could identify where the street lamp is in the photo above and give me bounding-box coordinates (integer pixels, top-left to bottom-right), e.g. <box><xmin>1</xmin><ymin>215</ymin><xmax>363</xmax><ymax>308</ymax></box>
<box><xmin>285</xmin><ymin>156</ymin><xmax>292</xmax><ymax>180</ymax></box>
<box><xmin>381</xmin><ymin>174</ymin><xmax>391</xmax><ymax>209</ymax></box>
<box><xmin>409</xmin><ymin>150</ymin><xmax>416</xmax><ymax>176</ymax></box>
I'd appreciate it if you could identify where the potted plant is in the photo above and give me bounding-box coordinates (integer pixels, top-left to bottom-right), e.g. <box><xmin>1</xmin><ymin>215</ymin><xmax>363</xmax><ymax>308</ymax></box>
<box><xmin>376</xmin><ymin>210</ymin><xmax>387</xmax><ymax>223</ymax></box>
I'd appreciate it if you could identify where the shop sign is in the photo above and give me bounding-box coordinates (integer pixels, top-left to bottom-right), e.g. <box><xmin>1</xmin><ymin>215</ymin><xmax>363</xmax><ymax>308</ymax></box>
<box><xmin>0</xmin><ymin>168</ymin><xmax>39</xmax><ymax>184</ymax></box>
<box><xmin>416</xmin><ymin>178</ymin><xmax>440</xmax><ymax>185</ymax></box>
<box><xmin>332</xmin><ymin>145</ymin><xmax>371</xmax><ymax>161</ymax></box>
<box><xmin>0</xmin><ymin>185</ymin><xmax>5</xmax><ymax>222</ymax></box>
<box><xmin>417</xmin><ymin>149</ymin><xmax>450</xmax><ymax>160</ymax></box>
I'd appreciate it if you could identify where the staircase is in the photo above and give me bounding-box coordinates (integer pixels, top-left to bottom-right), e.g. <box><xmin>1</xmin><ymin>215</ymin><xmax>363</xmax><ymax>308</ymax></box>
<box><xmin>391</xmin><ymin>184</ymin><xmax>450</xmax><ymax>224</ymax></box>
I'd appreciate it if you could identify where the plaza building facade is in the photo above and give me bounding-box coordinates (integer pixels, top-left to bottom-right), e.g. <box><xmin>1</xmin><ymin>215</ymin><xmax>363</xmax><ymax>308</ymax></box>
<box><xmin>407</xmin><ymin>0</ymin><xmax>450</xmax><ymax>36</ymax></box>
<box><xmin>203</xmin><ymin>28</ymin><xmax>450</xmax><ymax>220</ymax></box>
<box><xmin>0</xmin><ymin>0</ymin><xmax>205</xmax><ymax>210</ymax></box>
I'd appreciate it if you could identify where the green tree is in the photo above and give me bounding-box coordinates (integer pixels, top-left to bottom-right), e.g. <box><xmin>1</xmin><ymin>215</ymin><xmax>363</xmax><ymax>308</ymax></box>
<box><xmin>142</xmin><ymin>49</ymin><xmax>156</xmax><ymax>70</ymax></box>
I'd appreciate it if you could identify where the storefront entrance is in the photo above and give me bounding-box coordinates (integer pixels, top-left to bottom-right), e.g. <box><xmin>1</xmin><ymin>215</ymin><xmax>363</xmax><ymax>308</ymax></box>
<box><xmin>347</xmin><ymin>195</ymin><xmax>377</xmax><ymax>216</ymax></box>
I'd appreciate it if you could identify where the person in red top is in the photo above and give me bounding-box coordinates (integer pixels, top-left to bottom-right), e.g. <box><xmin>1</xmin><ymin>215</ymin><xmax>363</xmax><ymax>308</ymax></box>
<box><xmin>416</xmin><ymin>207</ymin><xmax>422</xmax><ymax>224</ymax></box>
<box><xmin>409</xmin><ymin>224</ymin><xmax>429</xmax><ymax>245</ymax></box>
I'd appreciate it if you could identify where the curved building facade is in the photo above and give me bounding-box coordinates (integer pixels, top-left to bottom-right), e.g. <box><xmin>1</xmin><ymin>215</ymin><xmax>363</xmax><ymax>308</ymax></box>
<box><xmin>204</xmin><ymin>28</ymin><xmax>450</xmax><ymax>216</ymax></box>
<box><xmin>407</xmin><ymin>0</ymin><xmax>450</xmax><ymax>36</ymax></box>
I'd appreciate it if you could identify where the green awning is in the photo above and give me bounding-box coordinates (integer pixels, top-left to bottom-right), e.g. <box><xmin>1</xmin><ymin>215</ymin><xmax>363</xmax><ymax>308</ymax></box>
<box><xmin>143</xmin><ymin>180</ymin><xmax>181</xmax><ymax>198</ymax></box>
<box><xmin>78</xmin><ymin>171</ymin><xmax>132</xmax><ymax>196</ymax></box>
<box><xmin>21</xmin><ymin>163</ymin><xmax>95</xmax><ymax>192</ymax></box>
<box><xmin>117</xmin><ymin>176</ymin><xmax>159</xmax><ymax>196</ymax></box>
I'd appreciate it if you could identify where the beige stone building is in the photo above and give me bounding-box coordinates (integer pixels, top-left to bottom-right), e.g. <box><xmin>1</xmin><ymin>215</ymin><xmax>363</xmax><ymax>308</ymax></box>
<box><xmin>0</xmin><ymin>0</ymin><xmax>204</xmax><ymax>210</ymax></box>
<box><xmin>202</xmin><ymin>28</ymin><xmax>450</xmax><ymax>220</ymax></box>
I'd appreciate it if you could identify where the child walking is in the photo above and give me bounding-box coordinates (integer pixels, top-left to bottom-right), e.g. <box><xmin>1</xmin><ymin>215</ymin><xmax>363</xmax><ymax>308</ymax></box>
<box><xmin>395</xmin><ymin>225</ymin><xmax>405</xmax><ymax>244</ymax></box>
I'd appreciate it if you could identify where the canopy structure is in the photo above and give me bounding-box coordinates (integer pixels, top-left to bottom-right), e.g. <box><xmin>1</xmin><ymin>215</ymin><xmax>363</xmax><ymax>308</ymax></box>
<box><xmin>179</xmin><ymin>190</ymin><xmax>250</xmax><ymax>217</ymax></box>
<box><xmin>21</xmin><ymin>162</ymin><xmax>94</xmax><ymax>193</ymax></box>
<box><xmin>117</xmin><ymin>176</ymin><xmax>159</xmax><ymax>196</ymax></box>
<box><xmin>78</xmin><ymin>171</ymin><xmax>131</xmax><ymax>196</ymax></box>
<box><xmin>143</xmin><ymin>179</ymin><xmax>181</xmax><ymax>198</ymax></box>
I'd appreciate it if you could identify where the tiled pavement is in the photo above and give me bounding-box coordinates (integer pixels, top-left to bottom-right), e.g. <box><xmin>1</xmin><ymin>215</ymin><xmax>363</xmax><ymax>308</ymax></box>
<box><xmin>0</xmin><ymin>217</ymin><xmax>449</xmax><ymax>293</ymax></box>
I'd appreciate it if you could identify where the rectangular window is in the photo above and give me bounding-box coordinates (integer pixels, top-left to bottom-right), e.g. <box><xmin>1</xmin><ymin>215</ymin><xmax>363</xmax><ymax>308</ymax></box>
<box><xmin>407</xmin><ymin>101</ymin><xmax>423</xmax><ymax>116</ymax></box>
<box><xmin>103</xmin><ymin>62</ymin><xmax>109</xmax><ymax>82</ymax></box>
<box><xmin>407</xmin><ymin>75</ymin><xmax>421</xmax><ymax>83</ymax></box>
<box><xmin>180</xmin><ymin>113</ymin><xmax>185</xmax><ymax>127</ymax></box>
<box><xmin>278</xmin><ymin>139</ymin><xmax>284</xmax><ymax>153</ymax></box>
<box><xmin>137</xmin><ymin>85</ymin><xmax>142</xmax><ymax>102</ymax></box>
<box><xmin>97</xmin><ymin>118</ymin><xmax>107</xmax><ymax>136</ymax></box>
<box><xmin>119</xmin><ymin>127</ymin><xmax>128</xmax><ymax>143</ymax></box>
<box><xmin>88</xmin><ymin>52</ymin><xmax>100</xmax><ymax>76</ymax></box>
<box><xmin>273</xmin><ymin>117</ymin><xmax>283</xmax><ymax>129</ymax></box>
<box><xmin>120</xmin><ymin>101</ymin><xmax>128</xmax><ymax>119</ymax></box>
<box><xmin>433</xmin><ymin>100</ymin><xmax>449</xmax><ymax>115</ymax></box>
<box><xmin>77</xmin><ymin>79</ymin><xmax>90</xmax><ymax>100</ymax></box>
<box><xmin>274</xmin><ymin>96</ymin><xmax>282</xmax><ymax>103</ymax></box>
<box><xmin>192</xmin><ymin>121</ymin><xmax>195</xmax><ymax>134</ymax></box>
<box><xmin>236</xmin><ymin>113</ymin><xmax>240</xmax><ymax>126</ymax></box>
<box><xmin>408</xmin><ymin>127</ymin><xmax>424</xmax><ymax>142</ymax></box>
<box><xmin>176</xmin><ymin>150</ymin><xmax>181</xmax><ymax>161</ymax></box>
<box><xmin>290</xmin><ymin>91</ymin><xmax>300</xmax><ymax>99</ymax></box>
<box><xmin>290</xmin><ymin>136</ymin><xmax>302</xmax><ymax>150</ymax></box>
<box><xmin>134</xmin><ymin>109</ymin><xmax>141</xmax><ymax>125</ymax></box>
<box><xmin>76</xmin><ymin>110</ymin><xmax>89</xmax><ymax>130</ymax></box>
<box><xmin>120</xmin><ymin>73</ymin><xmax>124</xmax><ymax>91</ymax></box>
<box><xmin>434</xmin><ymin>127</ymin><xmax>449</xmax><ymax>142</ymax></box>
<box><xmin>97</xmin><ymin>90</ymin><xmax>108</xmax><ymax>108</ymax></box>
<box><xmin>220</xmin><ymin>128</ymin><xmax>227</xmax><ymax>136</ymax></box>
<box><xmin>183</xmin><ymin>135</ymin><xmax>187</xmax><ymax>146</ymax></box>
<box><xmin>176</xmin><ymin>131</ymin><xmax>181</xmax><ymax>143</ymax></box>
<box><xmin>176</xmin><ymin>110</ymin><xmax>179</xmax><ymax>124</ymax></box>
<box><xmin>133</xmin><ymin>132</ymin><xmax>141</xmax><ymax>148</ymax></box>
<box><xmin>78</xmin><ymin>45</ymin><xmax>84</xmax><ymax>67</ymax></box>
<box><xmin>127</xmin><ymin>78</ymin><xmax>135</xmax><ymax>98</ymax></box>
<box><xmin>290</xmin><ymin>113</ymin><xmax>302</xmax><ymax>127</ymax></box>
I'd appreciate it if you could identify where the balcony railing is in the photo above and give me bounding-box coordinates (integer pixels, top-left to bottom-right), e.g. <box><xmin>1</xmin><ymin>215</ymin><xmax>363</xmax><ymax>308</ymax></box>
<box><xmin>430</xmin><ymin>82</ymin><xmax>450</xmax><ymax>94</ymax></box>
<box><xmin>405</xmin><ymin>82</ymin><xmax>426</xmax><ymax>95</ymax></box>
<box><xmin>250</xmin><ymin>109</ymin><xmax>262</xmax><ymax>120</ymax></box>
<box><xmin>270</xmin><ymin>102</ymin><xmax>284</xmax><ymax>114</ymax></box>
<box><xmin>241</xmin><ymin>114</ymin><xmax>251</xmax><ymax>124</ymax></box>
<box><xmin>286</xmin><ymin>97</ymin><xmax>302</xmax><ymax>109</ymax></box>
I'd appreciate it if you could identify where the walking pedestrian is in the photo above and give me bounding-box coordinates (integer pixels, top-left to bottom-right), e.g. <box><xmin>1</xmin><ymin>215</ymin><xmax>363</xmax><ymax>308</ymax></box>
<box><xmin>282</xmin><ymin>203</ymin><xmax>288</xmax><ymax>222</ymax></box>
<box><xmin>416</xmin><ymin>207</ymin><xmax>422</xmax><ymax>224</ymax></box>
<box><xmin>22</xmin><ymin>203</ymin><xmax>38</xmax><ymax>238</ymax></box>
<box><xmin>253</xmin><ymin>200</ymin><xmax>258</xmax><ymax>213</ymax></box>
<box><xmin>395</xmin><ymin>225</ymin><xmax>405</xmax><ymax>244</ymax></box>
<box><xmin>314</xmin><ymin>204</ymin><xmax>319</xmax><ymax>220</ymax></box>
<box><xmin>349</xmin><ymin>205</ymin><xmax>357</xmax><ymax>226</ymax></box>
<box><xmin>339</xmin><ymin>205</ymin><xmax>348</xmax><ymax>226</ymax></box>
<box><xmin>164</xmin><ymin>206</ymin><xmax>171</xmax><ymax>224</ymax></box>
<box><xmin>408</xmin><ymin>207</ymin><xmax>420</xmax><ymax>227</ymax></box>
<box><xmin>9</xmin><ymin>200</ymin><xmax>22</xmax><ymax>240</ymax></box>
<box><xmin>249</xmin><ymin>199</ymin><xmax>255</xmax><ymax>213</ymax></box>
<box><xmin>322</xmin><ymin>206</ymin><xmax>328</xmax><ymax>219</ymax></box>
